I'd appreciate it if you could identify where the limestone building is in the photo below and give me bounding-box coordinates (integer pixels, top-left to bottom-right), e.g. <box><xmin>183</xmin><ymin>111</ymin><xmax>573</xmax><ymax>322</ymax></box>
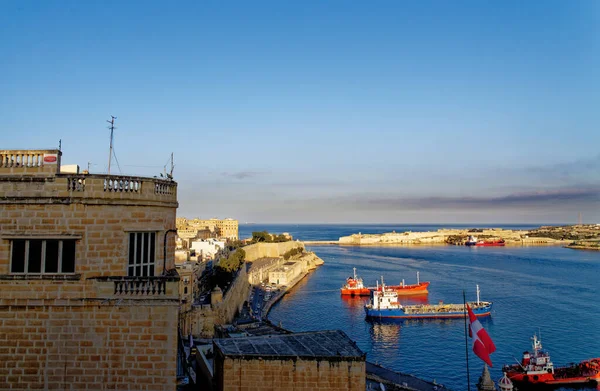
<box><xmin>212</xmin><ymin>330</ymin><xmax>366</xmax><ymax>391</ymax></box>
<box><xmin>268</xmin><ymin>260</ymin><xmax>304</xmax><ymax>286</ymax></box>
<box><xmin>0</xmin><ymin>149</ymin><xmax>181</xmax><ymax>390</ymax></box>
<box><xmin>178</xmin><ymin>217</ymin><xmax>239</xmax><ymax>241</ymax></box>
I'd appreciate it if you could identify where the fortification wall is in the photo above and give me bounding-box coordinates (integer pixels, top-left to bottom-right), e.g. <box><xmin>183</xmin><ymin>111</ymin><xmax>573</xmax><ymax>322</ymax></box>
<box><xmin>243</xmin><ymin>241</ymin><xmax>305</xmax><ymax>262</ymax></box>
<box><xmin>189</xmin><ymin>266</ymin><xmax>250</xmax><ymax>338</ymax></box>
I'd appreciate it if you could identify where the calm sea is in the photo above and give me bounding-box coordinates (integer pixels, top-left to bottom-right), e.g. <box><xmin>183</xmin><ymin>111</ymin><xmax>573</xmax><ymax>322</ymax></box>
<box><xmin>240</xmin><ymin>224</ymin><xmax>600</xmax><ymax>391</ymax></box>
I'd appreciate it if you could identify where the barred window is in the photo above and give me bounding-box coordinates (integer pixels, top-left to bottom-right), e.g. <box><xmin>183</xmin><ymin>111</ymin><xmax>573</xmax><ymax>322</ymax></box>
<box><xmin>128</xmin><ymin>232</ymin><xmax>156</xmax><ymax>277</ymax></box>
<box><xmin>11</xmin><ymin>239</ymin><xmax>76</xmax><ymax>274</ymax></box>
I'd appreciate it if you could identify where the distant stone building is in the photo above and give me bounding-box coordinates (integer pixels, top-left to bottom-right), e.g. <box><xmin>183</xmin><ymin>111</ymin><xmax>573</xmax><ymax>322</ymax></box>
<box><xmin>0</xmin><ymin>149</ymin><xmax>180</xmax><ymax>390</ymax></box>
<box><xmin>268</xmin><ymin>260</ymin><xmax>304</xmax><ymax>285</ymax></box>
<box><xmin>212</xmin><ymin>330</ymin><xmax>366</xmax><ymax>391</ymax></box>
<box><xmin>190</xmin><ymin>238</ymin><xmax>225</xmax><ymax>261</ymax></box>
<box><xmin>178</xmin><ymin>217</ymin><xmax>239</xmax><ymax>241</ymax></box>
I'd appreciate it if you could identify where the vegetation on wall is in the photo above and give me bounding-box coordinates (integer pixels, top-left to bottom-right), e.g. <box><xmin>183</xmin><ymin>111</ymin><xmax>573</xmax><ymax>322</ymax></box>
<box><xmin>282</xmin><ymin>246</ymin><xmax>304</xmax><ymax>260</ymax></box>
<box><xmin>249</xmin><ymin>231</ymin><xmax>291</xmax><ymax>243</ymax></box>
<box><xmin>212</xmin><ymin>248</ymin><xmax>246</xmax><ymax>289</ymax></box>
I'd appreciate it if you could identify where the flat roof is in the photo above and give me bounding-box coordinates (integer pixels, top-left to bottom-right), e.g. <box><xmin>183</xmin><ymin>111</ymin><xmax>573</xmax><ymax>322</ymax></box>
<box><xmin>213</xmin><ymin>330</ymin><xmax>365</xmax><ymax>360</ymax></box>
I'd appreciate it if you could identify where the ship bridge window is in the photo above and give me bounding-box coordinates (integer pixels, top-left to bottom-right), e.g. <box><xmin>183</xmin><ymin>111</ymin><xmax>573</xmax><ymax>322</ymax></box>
<box><xmin>10</xmin><ymin>239</ymin><xmax>76</xmax><ymax>274</ymax></box>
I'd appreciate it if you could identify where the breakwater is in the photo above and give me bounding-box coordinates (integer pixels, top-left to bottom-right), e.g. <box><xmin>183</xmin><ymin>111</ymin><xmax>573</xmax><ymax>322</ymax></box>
<box><xmin>339</xmin><ymin>228</ymin><xmax>565</xmax><ymax>246</ymax></box>
<box><xmin>280</xmin><ymin>224</ymin><xmax>600</xmax><ymax>248</ymax></box>
<box><xmin>302</xmin><ymin>225</ymin><xmax>600</xmax><ymax>247</ymax></box>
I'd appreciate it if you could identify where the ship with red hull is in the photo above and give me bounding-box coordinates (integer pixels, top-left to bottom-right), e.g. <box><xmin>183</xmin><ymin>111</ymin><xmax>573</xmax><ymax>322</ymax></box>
<box><xmin>340</xmin><ymin>269</ymin><xmax>429</xmax><ymax>296</ymax></box>
<box><xmin>340</xmin><ymin>268</ymin><xmax>371</xmax><ymax>296</ymax></box>
<box><xmin>476</xmin><ymin>239</ymin><xmax>505</xmax><ymax>247</ymax></box>
<box><xmin>503</xmin><ymin>333</ymin><xmax>600</xmax><ymax>388</ymax></box>
<box><xmin>465</xmin><ymin>236</ymin><xmax>506</xmax><ymax>247</ymax></box>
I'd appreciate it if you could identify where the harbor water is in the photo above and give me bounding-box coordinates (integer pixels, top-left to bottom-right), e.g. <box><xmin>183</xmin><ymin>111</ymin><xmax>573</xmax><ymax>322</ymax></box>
<box><xmin>240</xmin><ymin>224</ymin><xmax>600</xmax><ymax>391</ymax></box>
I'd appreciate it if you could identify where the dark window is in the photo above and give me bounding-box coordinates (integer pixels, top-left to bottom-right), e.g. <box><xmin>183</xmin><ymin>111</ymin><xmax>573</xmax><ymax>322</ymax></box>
<box><xmin>45</xmin><ymin>240</ymin><xmax>59</xmax><ymax>273</ymax></box>
<box><xmin>28</xmin><ymin>240</ymin><xmax>42</xmax><ymax>273</ymax></box>
<box><xmin>128</xmin><ymin>232</ymin><xmax>156</xmax><ymax>277</ymax></box>
<box><xmin>62</xmin><ymin>240</ymin><xmax>76</xmax><ymax>273</ymax></box>
<box><xmin>11</xmin><ymin>240</ymin><xmax>26</xmax><ymax>273</ymax></box>
<box><xmin>11</xmin><ymin>239</ymin><xmax>77</xmax><ymax>274</ymax></box>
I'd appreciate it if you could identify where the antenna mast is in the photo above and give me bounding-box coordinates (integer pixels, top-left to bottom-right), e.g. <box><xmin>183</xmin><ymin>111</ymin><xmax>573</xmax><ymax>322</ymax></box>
<box><xmin>107</xmin><ymin>116</ymin><xmax>117</xmax><ymax>175</ymax></box>
<box><xmin>170</xmin><ymin>152</ymin><xmax>174</xmax><ymax>178</ymax></box>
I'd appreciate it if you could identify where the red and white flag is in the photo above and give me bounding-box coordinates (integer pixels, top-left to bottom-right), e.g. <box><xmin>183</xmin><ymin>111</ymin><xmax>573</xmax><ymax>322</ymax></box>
<box><xmin>467</xmin><ymin>304</ymin><xmax>496</xmax><ymax>366</ymax></box>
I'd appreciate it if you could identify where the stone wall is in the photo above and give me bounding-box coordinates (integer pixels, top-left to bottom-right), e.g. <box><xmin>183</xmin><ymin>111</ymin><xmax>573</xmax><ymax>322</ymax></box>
<box><xmin>215</xmin><ymin>357</ymin><xmax>365</xmax><ymax>391</ymax></box>
<box><xmin>243</xmin><ymin>241</ymin><xmax>305</xmax><ymax>262</ymax></box>
<box><xmin>189</xmin><ymin>266</ymin><xmax>250</xmax><ymax>338</ymax></box>
<box><xmin>0</xmin><ymin>300</ymin><xmax>179</xmax><ymax>390</ymax></box>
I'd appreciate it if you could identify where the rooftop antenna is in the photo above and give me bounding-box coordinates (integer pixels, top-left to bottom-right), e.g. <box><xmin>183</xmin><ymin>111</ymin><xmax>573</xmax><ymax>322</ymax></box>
<box><xmin>107</xmin><ymin>116</ymin><xmax>117</xmax><ymax>175</ymax></box>
<box><xmin>169</xmin><ymin>152</ymin><xmax>174</xmax><ymax>179</ymax></box>
<box><xmin>58</xmin><ymin>139</ymin><xmax>62</xmax><ymax>151</ymax></box>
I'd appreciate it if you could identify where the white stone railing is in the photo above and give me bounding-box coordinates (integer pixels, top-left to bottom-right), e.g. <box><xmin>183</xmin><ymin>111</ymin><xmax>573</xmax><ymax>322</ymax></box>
<box><xmin>155</xmin><ymin>181</ymin><xmax>175</xmax><ymax>195</ymax></box>
<box><xmin>103</xmin><ymin>177</ymin><xmax>142</xmax><ymax>192</ymax></box>
<box><xmin>0</xmin><ymin>151</ymin><xmax>44</xmax><ymax>167</ymax></box>
<box><xmin>66</xmin><ymin>176</ymin><xmax>86</xmax><ymax>191</ymax></box>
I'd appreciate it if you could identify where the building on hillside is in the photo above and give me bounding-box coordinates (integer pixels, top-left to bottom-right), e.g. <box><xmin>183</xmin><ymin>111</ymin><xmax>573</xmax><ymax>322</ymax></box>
<box><xmin>215</xmin><ymin>218</ymin><xmax>238</xmax><ymax>240</ymax></box>
<box><xmin>182</xmin><ymin>218</ymin><xmax>239</xmax><ymax>241</ymax></box>
<box><xmin>0</xmin><ymin>149</ymin><xmax>181</xmax><ymax>390</ymax></box>
<box><xmin>190</xmin><ymin>238</ymin><xmax>225</xmax><ymax>261</ymax></box>
<box><xmin>212</xmin><ymin>330</ymin><xmax>366</xmax><ymax>391</ymax></box>
<box><xmin>268</xmin><ymin>260</ymin><xmax>304</xmax><ymax>285</ymax></box>
<box><xmin>176</xmin><ymin>261</ymin><xmax>204</xmax><ymax>335</ymax></box>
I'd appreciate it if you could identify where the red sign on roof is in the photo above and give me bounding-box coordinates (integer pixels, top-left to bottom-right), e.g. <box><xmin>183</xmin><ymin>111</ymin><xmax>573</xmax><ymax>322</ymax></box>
<box><xmin>43</xmin><ymin>154</ymin><xmax>58</xmax><ymax>164</ymax></box>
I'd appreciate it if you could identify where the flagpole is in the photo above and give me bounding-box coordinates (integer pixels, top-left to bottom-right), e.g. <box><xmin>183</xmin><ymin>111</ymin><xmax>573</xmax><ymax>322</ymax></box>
<box><xmin>463</xmin><ymin>290</ymin><xmax>471</xmax><ymax>391</ymax></box>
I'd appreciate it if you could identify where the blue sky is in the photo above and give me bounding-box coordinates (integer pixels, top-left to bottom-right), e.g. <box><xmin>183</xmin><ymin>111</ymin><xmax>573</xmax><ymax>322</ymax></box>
<box><xmin>2</xmin><ymin>1</ymin><xmax>599</xmax><ymax>223</ymax></box>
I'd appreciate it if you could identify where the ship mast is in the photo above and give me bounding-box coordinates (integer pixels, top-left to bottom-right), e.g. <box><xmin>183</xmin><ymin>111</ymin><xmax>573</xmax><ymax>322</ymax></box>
<box><xmin>476</xmin><ymin>284</ymin><xmax>480</xmax><ymax>305</ymax></box>
<box><xmin>417</xmin><ymin>271</ymin><xmax>420</xmax><ymax>284</ymax></box>
<box><xmin>353</xmin><ymin>267</ymin><xmax>357</xmax><ymax>280</ymax></box>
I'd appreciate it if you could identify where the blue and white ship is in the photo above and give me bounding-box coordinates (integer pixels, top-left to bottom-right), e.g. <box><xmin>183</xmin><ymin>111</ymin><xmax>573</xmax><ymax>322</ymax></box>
<box><xmin>365</xmin><ymin>280</ymin><xmax>493</xmax><ymax>320</ymax></box>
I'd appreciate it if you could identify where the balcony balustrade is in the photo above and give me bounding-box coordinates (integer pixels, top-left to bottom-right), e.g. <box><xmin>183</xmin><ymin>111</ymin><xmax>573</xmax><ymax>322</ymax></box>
<box><xmin>1</xmin><ymin>150</ymin><xmax>177</xmax><ymax>205</ymax></box>
<box><xmin>91</xmin><ymin>276</ymin><xmax>179</xmax><ymax>300</ymax></box>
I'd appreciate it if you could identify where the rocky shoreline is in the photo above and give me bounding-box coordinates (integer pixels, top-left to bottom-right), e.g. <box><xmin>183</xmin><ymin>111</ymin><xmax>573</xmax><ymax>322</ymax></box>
<box><xmin>566</xmin><ymin>240</ymin><xmax>600</xmax><ymax>251</ymax></box>
<box><xmin>304</xmin><ymin>224</ymin><xmax>600</xmax><ymax>247</ymax></box>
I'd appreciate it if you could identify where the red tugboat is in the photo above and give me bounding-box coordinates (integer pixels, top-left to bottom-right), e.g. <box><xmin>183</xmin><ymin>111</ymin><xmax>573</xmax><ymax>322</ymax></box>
<box><xmin>503</xmin><ymin>333</ymin><xmax>600</xmax><ymax>387</ymax></box>
<box><xmin>340</xmin><ymin>268</ymin><xmax>370</xmax><ymax>296</ymax></box>
<box><xmin>340</xmin><ymin>269</ymin><xmax>430</xmax><ymax>296</ymax></box>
